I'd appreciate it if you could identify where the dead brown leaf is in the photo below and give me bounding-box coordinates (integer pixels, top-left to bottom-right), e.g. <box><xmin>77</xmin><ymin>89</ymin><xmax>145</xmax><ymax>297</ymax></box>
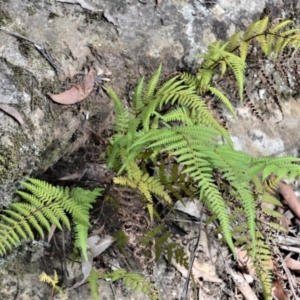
<box><xmin>48</xmin><ymin>69</ymin><xmax>95</xmax><ymax>104</ymax></box>
<box><xmin>279</xmin><ymin>181</ymin><xmax>300</xmax><ymax>219</ymax></box>
<box><xmin>0</xmin><ymin>104</ymin><xmax>24</xmax><ymax>128</ymax></box>
<box><xmin>236</xmin><ymin>247</ymin><xmax>273</xmax><ymax>280</ymax></box>
<box><xmin>272</xmin><ymin>281</ymin><xmax>290</xmax><ymax>300</ymax></box>
<box><xmin>285</xmin><ymin>257</ymin><xmax>300</xmax><ymax>271</ymax></box>
<box><xmin>236</xmin><ymin>248</ymin><xmax>256</xmax><ymax>275</ymax></box>
<box><xmin>72</xmin><ymin>234</ymin><xmax>115</xmax><ymax>289</ymax></box>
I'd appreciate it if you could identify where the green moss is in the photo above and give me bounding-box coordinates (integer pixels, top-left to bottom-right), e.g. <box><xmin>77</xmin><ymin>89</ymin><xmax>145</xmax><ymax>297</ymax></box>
<box><xmin>0</xmin><ymin>10</ymin><xmax>12</xmax><ymax>27</ymax></box>
<box><xmin>26</xmin><ymin>6</ymin><xmax>37</xmax><ymax>16</ymax></box>
<box><xmin>0</xmin><ymin>146</ymin><xmax>19</xmax><ymax>183</ymax></box>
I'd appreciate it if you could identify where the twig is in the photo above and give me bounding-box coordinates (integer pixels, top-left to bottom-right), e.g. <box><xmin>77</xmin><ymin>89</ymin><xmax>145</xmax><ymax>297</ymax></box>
<box><xmin>280</xmin><ymin>253</ymin><xmax>298</xmax><ymax>299</ymax></box>
<box><xmin>13</xmin><ymin>280</ymin><xmax>20</xmax><ymax>300</ymax></box>
<box><xmin>180</xmin><ymin>207</ymin><xmax>203</xmax><ymax>300</ymax></box>
<box><xmin>0</xmin><ymin>28</ymin><xmax>60</xmax><ymax>74</ymax></box>
<box><xmin>280</xmin><ymin>244</ymin><xmax>300</xmax><ymax>254</ymax></box>
<box><xmin>214</xmin><ymin>237</ymin><xmax>258</xmax><ymax>300</ymax></box>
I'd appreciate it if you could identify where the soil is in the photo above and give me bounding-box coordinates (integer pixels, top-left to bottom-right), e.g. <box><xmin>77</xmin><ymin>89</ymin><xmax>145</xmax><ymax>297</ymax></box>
<box><xmin>1</xmin><ymin>0</ymin><xmax>300</xmax><ymax>299</ymax></box>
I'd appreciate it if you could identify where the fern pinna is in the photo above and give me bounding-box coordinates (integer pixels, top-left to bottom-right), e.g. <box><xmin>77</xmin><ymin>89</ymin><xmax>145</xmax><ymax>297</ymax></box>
<box><xmin>106</xmin><ymin>21</ymin><xmax>300</xmax><ymax>297</ymax></box>
<box><xmin>0</xmin><ymin>178</ymin><xmax>102</xmax><ymax>260</ymax></box>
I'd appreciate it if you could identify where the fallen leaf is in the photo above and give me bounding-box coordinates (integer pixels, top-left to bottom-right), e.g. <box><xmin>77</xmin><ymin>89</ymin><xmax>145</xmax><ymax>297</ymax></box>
<box><xmin>169</xmin><ymin>256</ymin><xmax>222</xmax><ymax>283</ymax></box>
<box><xmin>47</xmin><ymin>224</ymin><xmax>57</xmax><ymax>243</ymax></box>
<box><xmin>230</xmin><ymin>271</ymin><xmax>259</xmax><ymax>300</ymax></box>
<box><xmin>236</xmin><ymin>247</ymin><xmax>273</xmax><ymax>280</ymax></box>
<box><xmin>72</xmin><ymin>234</ymin><xmax>115</xmax><ymax>289</ymax></box>
<box><xmin>0</xmin><ymin>104</ymin><xmax>24</xmax><ymax>128</ymax></box>
<box><xmin>236</xmin><ymin>248</ymin><xmax>256</xmax><ymax>276</ymax></box>
<box><xmin>48</xmin><ymin>69</ymin><xmax>95</xmax><ymax>104</ymax></box>
<box><xmin>87</xmin><ymin>234</ymin><xmax>115</xmax><ymax>258</ymax></box>
<box><xmin>57</xmin><ymin>0</ymin><xmax>100</xmax><ymax>12</ymax></box>
<box><xmin>279</xmin><ymin>181</ymin><xmax>300</xmax><ymax>219</ymax></box>
<box><xmin>285</xmin><ymin>257</ymin><xmax>300</xmax><ymax>271</ymax></box>
<box><xmin>174</xmin><ymin>199</ymin><xmax>202</xmax><ymax>219</ymax></box>
<box><xmin>272</xmin><ymin>281</ymin><xmax>290</xmax><ymax>300</ymax></box>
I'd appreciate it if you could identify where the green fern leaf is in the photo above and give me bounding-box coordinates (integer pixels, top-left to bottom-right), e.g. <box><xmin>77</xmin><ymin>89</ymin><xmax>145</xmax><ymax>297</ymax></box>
<box><xmin>101</xmin><ymin>269</ymin><xmax>161</xmax><ymax>300</ymax></box>
<box><xmin>243</xmin><ymin>17</ymin><xmax>269</xmax><ymax>41</ymax></box>
<box><xmin>0</xmin><ymin>179</ymin><xmax>102</xmax><ymax>260</ymax></box>
<box><xmin>239</xmin><ymin>41</ymin><xmax>250</xmax><ymax>61</ymax></box>
<box><xmin>254</xmin><ymin>17</ymin><xmax>269</xmax><ymax>55</ymax></box>
<box><xmin>225</xmin><ymin>31</ymin><xmax>242</xmax><ymax>52</ymax></box>
<box><xmin>261</xmin><ymin>206</ymin><xmax>283</xmax><ymax>218</ymax></box>
<box><xmin>133</xmin><ymin>76</ymin><xmax>145</xmax><ymax>113</ymax></box>
<box><xmin>105</xmin><ymin>86</ymin><xmax>129</xmax><ymax>135</ymax></box>
<box><xmin>88</xmin><ymin>270</ymin><xmax>99</xmax><ymax>300</ymax></box>
<box><xmin>143</xmin><ymin>63</ymin><xmax>162</xmax><ymax>105</ymax></box>
<box><xmin>207</xmin><ymin>85</ymin><xmax>236</xmax><ymax>117</ymax></box>
<box><xmin>270</xmin><ymin>19</ymin><xmax>293</xmax><ymax>35</ymax></box>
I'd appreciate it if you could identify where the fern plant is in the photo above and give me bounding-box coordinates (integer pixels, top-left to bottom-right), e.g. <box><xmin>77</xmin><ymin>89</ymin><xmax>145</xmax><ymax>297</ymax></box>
<box><xmin>88</xmin><ymin>269</ymin><xmax>161</xmax><ymax>300</ymax></box>
<box><xmin>39</xmin><ymin>270</ymin><xmax>63</xmax><ymax>295</ymax></box>
<box><xmin>106</xmin><ymin>63</ymin><xmax>300</xmax><ymax>257</ymax></box>
<box><xmin>0</xmin><ymin>178</ymin><xmax>102</xmax><ymax>261</ymax></box>
<box><xmin>184</xmin><ymin>16</ymin><xmax>300</xmax><ymax>117</ymax></box>
<box><xmin>106</xmin><ymin>16</ymin><xmax>300</xmax><ymax>300</ymax></box>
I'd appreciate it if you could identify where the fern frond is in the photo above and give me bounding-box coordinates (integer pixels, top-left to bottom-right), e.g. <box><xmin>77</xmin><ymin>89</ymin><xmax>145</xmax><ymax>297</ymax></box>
<box><xmin>160</xmin><ymin>106</ymin><xmax>195</xmax><ymax>125</ymax></box>
<box><xmin>39</xmin><ymin>270</ymin><xmax>63</xmax><ymax>294</ymax></box>
<box><xmin>223</xmin><ymin>53</ymin><xmax>246</xmax><ymax>101</ymax></box>
<box><xmin>114</xmin><ymin>172</ymin><xmax>171</xmax><ymax>221</ymax></box>
<box><xmin>133</xmin><ymin>76</ymin><xmax>145</xmax><ymax>113</ymax></box>
<box><xmin>270</xmin><ymin>19</ymin><xmax>293</xmax><ymax>35</ymax></box>
<box><xmin>105</xmin><ymin>86</ymin><xmax>129</xmax><ymax>135</ymax></box>
<box><xmin>253</xmin><ymin>17</ymin><xmax>269</xmax><ymax>55</ymax></box>
<box><xmin>143</xmin><ymin>63</ymin><xmax>162</xmax><ymax>105</ymax></box>
<box><xmin>165</xmin><ymin>242</ymin><xmax>189</xmax><ymax>269</ymax></box>
<box><xmin>225</xmin><ymin>31</ymin><xmax>242</xmax><ymax>52</ymax></box>
<box><xmin>239</xmin><ymin>41</ymin><xmax>250</xmax><ymax>61</ymax></box>
<box><xmin>0</xmin><ymin>179</ymin><xmax>102</xmax><ymax>260</ymax></box>
<box><xmin>130</xmin><ymin>126</ymin><xmax>222</xmax><ymax>152</ymax></box>
<box><xmin>88</xmin><ymin>269</ymin><xmax>99</xmax><ymax>300</ymax></box>
<box><xmin>207</xmin><ymin>85</ymin><xmax>236</xmax><ymax>117</ymax></box>
<box><xmin>197</xmin><ymin>68</ymin><xmax>214</xmax><ymax>92</ymax></box>
<box><xmin>198</xmin><ymin>43</ymin><xmax>246</xmax><ymax>101</ymax></box>
<box><xmin>252</xmin><ymin>234</ymin><xmax>273</xmax><ymax>300</ymax></box>
<box><xmin>101</xmin><ymin>269</ymin><xmax>161</xmax><ymax>300</ymax></box>
<box><xmin>261</xmin><ymin>207</ymin><xmax>283</xmax><ymax>218</ymax></box>
<box><xmin>243</xmin><ymin>17</ymin><xmax>269</xmax><ymax>41</ymax></box>
<box><xmin>261</xmin><ymin>193</ymin><xmax>282</xmax><ymax>207</ymax></box>
<box><xmin>156</xmin><ymin>75</ymin><xmax>184</xmax><ymax>96</ymax></box>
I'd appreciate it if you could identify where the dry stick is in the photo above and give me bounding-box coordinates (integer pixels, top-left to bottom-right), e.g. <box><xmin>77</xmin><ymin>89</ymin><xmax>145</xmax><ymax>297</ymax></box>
<box><xmin>280</xmin><ymin>244</ymin><xmax>300</xmax><ymax>254</ymax></box>
<box><xmin>180</xmin><ymin>209</ymin><xmax>203</xmax><ymax>300</ymax></box>
<box><xmin>13</xmin><ymin>280</ymin><xmax>20</xmax><ymax>300</ymax></box>
<box><xmin>212</xmin><ymin>234</ymin><xmax>258</xmax><ymax>300</ymax></box>
<box><xmin>0</xmin><ymin>28</ymin><xmax>60</xmax><ymax>74</ymax></box>
<box><xmin>280</xmin><ymin>254</ymin><xmax>298</xmax><ymax>299</ymax></box>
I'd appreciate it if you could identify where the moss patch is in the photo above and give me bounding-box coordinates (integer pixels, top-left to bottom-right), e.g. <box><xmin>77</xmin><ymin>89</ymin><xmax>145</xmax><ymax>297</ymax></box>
<box><xmin>0</xmin><ymin>146</ymin><xmax>19</xmax><ymax>183</ymax></box>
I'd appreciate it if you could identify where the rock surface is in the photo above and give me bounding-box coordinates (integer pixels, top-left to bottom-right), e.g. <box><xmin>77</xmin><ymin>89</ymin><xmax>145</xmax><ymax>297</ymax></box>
<box><xmin>0</xmin><ymin>0</ymin><xmax>299</xmax><ymax>299</ymax></box>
